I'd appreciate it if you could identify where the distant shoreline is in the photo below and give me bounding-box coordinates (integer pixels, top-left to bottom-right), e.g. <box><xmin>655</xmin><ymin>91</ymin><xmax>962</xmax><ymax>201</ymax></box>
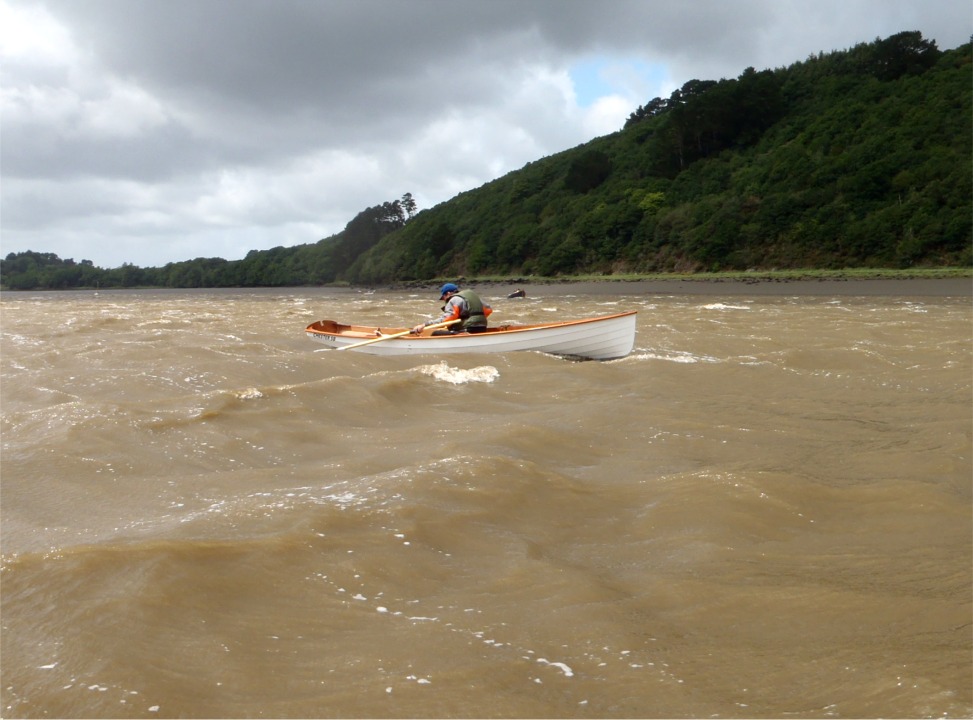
<box><xmin>4</xmin><ymin>272</ymin><xmax>970</xmax><ymax>298</ymax></box>
<box><xmin>394</xmin><ymin>276</ymin><xmax>973</xmax><ymax>298</ymax></box>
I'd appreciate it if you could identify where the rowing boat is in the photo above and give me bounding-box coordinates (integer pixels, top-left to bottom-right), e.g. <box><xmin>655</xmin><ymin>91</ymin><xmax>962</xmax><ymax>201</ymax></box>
<box><xmin>306</xmin><ymin>311</ymin><xmax>636</xmax><ymax>360</ymax></box>
<box><xmin>305</xmin><ymin>311</ymin><xmax>637</xmax><ymax>360</ymax></box>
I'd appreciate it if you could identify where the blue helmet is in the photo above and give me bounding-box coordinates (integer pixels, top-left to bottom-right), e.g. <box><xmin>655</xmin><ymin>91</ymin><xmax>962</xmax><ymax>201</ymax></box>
<box><xmin>438</xmin><ymin>283</ymin><xmax>459</xmax><ymax>299</ymax></box>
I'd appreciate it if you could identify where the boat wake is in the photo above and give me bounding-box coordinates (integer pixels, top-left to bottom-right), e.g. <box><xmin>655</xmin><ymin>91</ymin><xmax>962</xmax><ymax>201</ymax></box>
<box><xmin>631</xmin><ymin>350</ymin><xmax>721</xmax><ymax>364</ymax></box>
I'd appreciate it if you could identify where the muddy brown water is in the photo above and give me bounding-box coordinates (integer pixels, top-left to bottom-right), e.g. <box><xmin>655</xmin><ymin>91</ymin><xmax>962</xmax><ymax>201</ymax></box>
<box><xmin>2</xmin><ymin>284</ymin><xmax>970</xmax><ymax>718</ymax></box>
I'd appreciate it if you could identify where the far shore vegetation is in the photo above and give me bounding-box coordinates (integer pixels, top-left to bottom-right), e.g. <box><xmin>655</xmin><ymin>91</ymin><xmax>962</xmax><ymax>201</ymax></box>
<box><xmin>451</xmin><ymin>267</ymin><xmax>973</xmax><ymax>284</ymax></box>
<box><xmin>3</xmin><ymin>266</ymin><xmax>970</xmax><ymax>293</ymax></box>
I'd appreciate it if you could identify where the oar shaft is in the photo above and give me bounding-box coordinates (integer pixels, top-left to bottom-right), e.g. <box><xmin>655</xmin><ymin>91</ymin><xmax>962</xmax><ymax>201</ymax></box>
<box><xmin>337</xmin><ymin>319</ymin><xmax>459</xmax><ymax>350</ymax></box>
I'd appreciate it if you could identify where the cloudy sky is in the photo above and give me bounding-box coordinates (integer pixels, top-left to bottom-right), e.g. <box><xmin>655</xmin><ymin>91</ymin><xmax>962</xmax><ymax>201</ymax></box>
<box><xmin>2</xmin><ymin>0</ymin><xmax>970</xmax><ymax>269</ymax></box>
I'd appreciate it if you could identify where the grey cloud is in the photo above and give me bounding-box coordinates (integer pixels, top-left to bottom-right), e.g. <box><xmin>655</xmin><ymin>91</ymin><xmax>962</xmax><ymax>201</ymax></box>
<box><xmin>3</xmin><ymin>0</ymin><xmax>969</xmax><ymax>268</ymax></box>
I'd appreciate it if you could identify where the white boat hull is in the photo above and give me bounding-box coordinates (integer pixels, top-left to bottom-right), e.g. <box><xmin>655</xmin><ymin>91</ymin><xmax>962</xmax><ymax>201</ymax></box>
<box><xmin>306</xmin><ymin>311</ymin><xmax>637</xmax><ymax>360</ymax></box>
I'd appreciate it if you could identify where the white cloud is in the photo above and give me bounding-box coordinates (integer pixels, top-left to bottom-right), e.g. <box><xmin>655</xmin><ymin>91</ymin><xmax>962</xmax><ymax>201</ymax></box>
<box><xmin>583</xmin><ymin>95</ymin><xmax>637</xmax><ymax>138</ymax></box>
<box><xmin>0</xmin><ymin>0</ymin><xmax>74</xmax><ymax>64</ymax></box>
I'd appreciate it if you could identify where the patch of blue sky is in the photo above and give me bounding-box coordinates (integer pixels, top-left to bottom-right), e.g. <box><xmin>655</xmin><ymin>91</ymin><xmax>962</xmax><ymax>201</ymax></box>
<box><xmin>569</xmin><ymin>56</ymin><xmax>670</xmax><ymax>108</ymax></box>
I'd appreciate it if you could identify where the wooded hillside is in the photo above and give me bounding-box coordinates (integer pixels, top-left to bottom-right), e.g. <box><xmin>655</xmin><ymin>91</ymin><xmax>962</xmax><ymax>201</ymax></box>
<box><xmin>3</xmin><ymin>32</ymin><xmax>970</xmax><ymax>290</ymax></box>
<box><xmin>349</xmin><ymin>32</ymin><xmax>971</xmax><ymax>282</ymax></box>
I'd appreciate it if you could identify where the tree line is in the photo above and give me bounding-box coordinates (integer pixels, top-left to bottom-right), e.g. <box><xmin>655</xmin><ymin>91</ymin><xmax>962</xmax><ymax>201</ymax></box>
<box><xmin>2</xmin><ymin>195</ymin><xmax>415</xmax><ymax>290</ymax></box>
<box><xmin>3</xmin><ymin>32</ymin><xmax>969</xmax><ymax>290</ymax></box>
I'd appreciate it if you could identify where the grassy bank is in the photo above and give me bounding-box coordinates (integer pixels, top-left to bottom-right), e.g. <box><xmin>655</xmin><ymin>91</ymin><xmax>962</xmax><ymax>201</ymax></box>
<box><xmin>411</xmin><ymin>267</ymin><xmax>972</xmax><ymax>288</ymax></box>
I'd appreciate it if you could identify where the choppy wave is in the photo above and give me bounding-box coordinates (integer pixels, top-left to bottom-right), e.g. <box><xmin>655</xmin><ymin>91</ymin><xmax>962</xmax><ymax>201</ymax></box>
<box><xmin>2</xmin><ymin>289</ymin><xmax>970</xmax><ymax>719</ymax></box>
<box><xmin>701</xmin><ymin>302</ymin><xmax>752</xmax><ymax>311</ymax></box>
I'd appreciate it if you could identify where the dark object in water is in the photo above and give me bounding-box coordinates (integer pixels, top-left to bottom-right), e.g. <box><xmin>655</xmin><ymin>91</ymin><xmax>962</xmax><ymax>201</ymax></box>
<box><xmin>507</xmin><ymin>289</ymin><xmax>526</xmax><ymax>299</ymax></box>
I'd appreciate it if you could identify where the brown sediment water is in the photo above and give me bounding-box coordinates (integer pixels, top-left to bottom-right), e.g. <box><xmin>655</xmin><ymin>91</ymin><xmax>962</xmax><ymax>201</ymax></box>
<box><xmin>2</xmin><ymin>284</ymin><xmax>970</xmax><ymax>718</ymax></box>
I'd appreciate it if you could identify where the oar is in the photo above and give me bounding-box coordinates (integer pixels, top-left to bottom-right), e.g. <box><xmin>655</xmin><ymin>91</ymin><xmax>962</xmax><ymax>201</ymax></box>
<box><xmin>336</xmin><ymin>319</ymin><xmax>460</xmax><ymax>351</ymax></box>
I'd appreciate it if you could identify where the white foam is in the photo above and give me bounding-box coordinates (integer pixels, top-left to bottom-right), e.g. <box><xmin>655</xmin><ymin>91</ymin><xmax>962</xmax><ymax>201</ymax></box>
<box><xmin>418</xmin><ymin>362</ymin><xmax>499</xmax><ymax>384</ymax></box>
<box><xmin>702</xmin><ymin>303</ymin><xmax>751</xmax><ymax>311</ymax></box>
<box><xmin>537</xmin><ymin>658</ymin><xmax>575</xmax><ymax>677</ymax></box>
<box><xmin>235</xmin><ymin>387</ymin><xmax>264</xmax><ymax>400</ymax></box>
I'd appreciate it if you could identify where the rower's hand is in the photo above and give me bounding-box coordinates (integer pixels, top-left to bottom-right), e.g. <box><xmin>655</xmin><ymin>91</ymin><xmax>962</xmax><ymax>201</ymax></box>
<box><xmin>411</xmin><ymin>324</ymin><xmax>425</xmax><ymax>335</ymax></box>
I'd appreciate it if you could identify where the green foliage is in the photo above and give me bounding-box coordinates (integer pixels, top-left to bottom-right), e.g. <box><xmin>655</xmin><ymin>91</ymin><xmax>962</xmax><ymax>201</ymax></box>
<box><xmin>3</xmin><ymin>33</ymin><xmax>970</xmax><ymax>291</ymax></box>
<box><xmin>344</xmin><ymin>31</ymin><xmax>969</xmax><ymax>280</ymax></box>
<box><xmin>565</xmin><ymin>150</ymin><xmax>613</xmax><ymax>193</ymax></box>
